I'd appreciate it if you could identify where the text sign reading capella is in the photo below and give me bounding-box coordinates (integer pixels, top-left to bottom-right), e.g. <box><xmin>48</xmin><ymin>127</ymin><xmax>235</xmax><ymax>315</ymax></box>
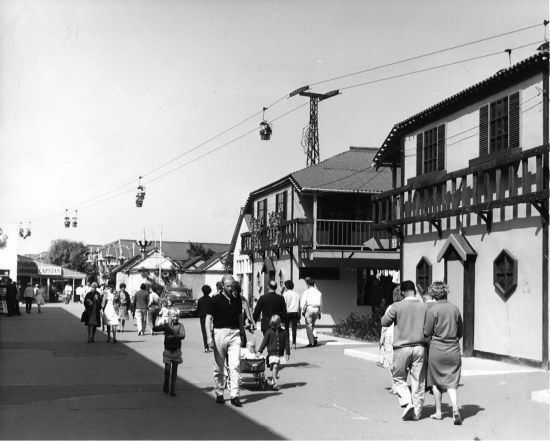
<box><xmin>38</xmin><ymin>267</ymin><xmax>62</xmax><ymax>276</ymax></box>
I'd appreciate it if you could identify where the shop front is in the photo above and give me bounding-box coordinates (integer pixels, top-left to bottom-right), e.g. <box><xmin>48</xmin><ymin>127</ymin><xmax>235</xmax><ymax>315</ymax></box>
<box><xmin>17</xmin><ymin>255</ymin><xmax>86</xmax><ymax>302</ymax></box>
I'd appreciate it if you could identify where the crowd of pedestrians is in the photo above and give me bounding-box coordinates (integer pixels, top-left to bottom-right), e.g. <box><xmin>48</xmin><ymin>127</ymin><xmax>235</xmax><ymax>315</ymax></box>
<box><xmin>5</xmin><ymin>273</ymin><xmax>463</xmax><ymax>424</ymax></box>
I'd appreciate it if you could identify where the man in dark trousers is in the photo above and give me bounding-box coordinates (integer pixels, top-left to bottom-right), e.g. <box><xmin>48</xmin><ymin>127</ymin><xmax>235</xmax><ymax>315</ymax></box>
<box><xmin>5</xmin><ymin>278</ymin><xmax>20</xmax><ymax>317</ymax></box>
<box><xmin>197</xmin><ymin>284</ymin><xmax>213</xmax><ymax>352</ymax></box>
<box><xmin>253</xmin><ymin>280</ymin><xmax>287</xmax><ymax>334</ymax></box>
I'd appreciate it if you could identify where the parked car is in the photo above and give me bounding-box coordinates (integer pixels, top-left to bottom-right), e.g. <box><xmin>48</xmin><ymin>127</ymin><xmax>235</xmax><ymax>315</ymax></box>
<box><xmin>163</xmin><ymin>286</ymin><xmax>197</xmax><ymax>318</ymax></box>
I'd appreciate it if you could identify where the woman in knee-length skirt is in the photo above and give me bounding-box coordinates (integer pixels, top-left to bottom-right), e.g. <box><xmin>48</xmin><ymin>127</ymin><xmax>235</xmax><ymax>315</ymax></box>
<box><xmin>424</xmin><ymin>281</ymin><xmax>463</xmax><ymax>425</ymax></box>
<box><xmin>102</xmin><ymin>285</ymin><xmax>120</xmax><ymax>343</ymax></box>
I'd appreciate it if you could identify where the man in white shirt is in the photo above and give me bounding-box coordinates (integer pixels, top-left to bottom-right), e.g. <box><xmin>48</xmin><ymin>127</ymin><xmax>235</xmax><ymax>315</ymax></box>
<box><xmin>63</xmin><ymin>283</ymin><xmax>73</xmax><ymax>304</ymax></box>
<box><xmin>282</xmin><ymin>280</ymin><xmax>301</xmax><ymax>350</ymax></box>
<box><xmin>75</xmin><ymin>283</ymin><xmax>85</xmax><ymax>303</ymax></box>
<box><xmin>301</xmin><ymin>277</ymin><xmax>322</xmax><ymax>347</ymax></box>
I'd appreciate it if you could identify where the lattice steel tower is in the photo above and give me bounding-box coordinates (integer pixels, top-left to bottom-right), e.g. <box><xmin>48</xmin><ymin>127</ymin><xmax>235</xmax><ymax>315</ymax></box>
<box><xmin>291</xmin><ymin>87</ymin><xmax>340</xmax><ymax>167</ymax></box>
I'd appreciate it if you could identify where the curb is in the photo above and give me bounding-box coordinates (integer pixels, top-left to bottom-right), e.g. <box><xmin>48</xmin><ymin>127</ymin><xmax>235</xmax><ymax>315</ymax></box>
<box><xmin>531</xmin><ymin>389</ymin><xmax>550</xmax><ymax>405</ymax></box>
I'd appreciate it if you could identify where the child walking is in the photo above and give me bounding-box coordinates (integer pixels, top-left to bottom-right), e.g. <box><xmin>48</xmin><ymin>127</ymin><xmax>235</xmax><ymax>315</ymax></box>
<box><xmin>152</xmin><ymin>308</ymin><xmax>185</xmax><ymax>396</ymax></box>
<box><xmin>258</xmin><ymin>314</ymin><xmax>290</xmax><ymax>390</ymax></box>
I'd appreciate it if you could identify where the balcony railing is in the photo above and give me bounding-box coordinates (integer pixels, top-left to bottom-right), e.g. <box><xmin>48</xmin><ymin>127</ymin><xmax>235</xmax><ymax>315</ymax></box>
<box><xmin>316</xmin><ymin>219</ymin><xmax>377</xmax><ymax>248</ymax></box>
<box><xmin>372</xmin><ymin>144</ymin><xmax>549</xmax><ymax>231</ymax></box>
<box><xmin>241</xmin><ymin>218</ymin><xmax>313</xmax><ymax>253</ymax></box>
<box><xmin>241</xmin><ymin>218</ymin><xmax>388</xmax><ymax>254</ymax></box>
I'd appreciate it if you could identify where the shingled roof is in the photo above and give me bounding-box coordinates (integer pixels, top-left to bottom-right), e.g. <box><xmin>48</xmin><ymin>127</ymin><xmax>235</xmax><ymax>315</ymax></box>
<box><xmin>244</xmin><ymin>147</ymin><xmax>393</xmax><ymax>213</ymax></box>
<box><xmin>291</xmin><ymin>147</ymin><xmax>392</xmax><ymax>193</ymax></box>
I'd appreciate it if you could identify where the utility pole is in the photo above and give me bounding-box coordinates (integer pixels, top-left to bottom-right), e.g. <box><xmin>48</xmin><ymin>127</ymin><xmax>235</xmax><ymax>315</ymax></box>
<box><xmin>290</xmin><ymin>86</ymin><xmax>340</xmax><ymax>167</ymax></box>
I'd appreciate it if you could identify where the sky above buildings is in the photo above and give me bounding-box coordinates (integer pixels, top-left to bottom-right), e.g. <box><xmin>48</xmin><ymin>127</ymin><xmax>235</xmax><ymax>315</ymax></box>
<box><xmin>0</xmin><ymin>0</ymin><xmax>548</xmax><ymax>255</ymax></box>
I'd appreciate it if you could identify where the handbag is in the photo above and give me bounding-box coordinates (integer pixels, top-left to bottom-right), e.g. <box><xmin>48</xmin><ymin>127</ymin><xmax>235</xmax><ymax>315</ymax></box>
<box><xmin>80</xmin><ymin>310</ymin><xmax>89</xmax><ymax>323</ymax></box>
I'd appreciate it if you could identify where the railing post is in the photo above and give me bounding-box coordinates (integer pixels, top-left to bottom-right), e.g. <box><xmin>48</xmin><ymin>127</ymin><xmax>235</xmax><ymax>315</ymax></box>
<box><xmin>313</xmin><ymin>194</ymin><xmax>317</xmax><ymax>250</ymax></box>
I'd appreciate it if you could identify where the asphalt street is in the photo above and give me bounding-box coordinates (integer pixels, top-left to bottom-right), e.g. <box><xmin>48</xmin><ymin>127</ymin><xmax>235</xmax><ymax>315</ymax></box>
<box><xmin>0</xmin><ymin>302</ymin><xmax>548</xmax><ymax>440</ymax></box>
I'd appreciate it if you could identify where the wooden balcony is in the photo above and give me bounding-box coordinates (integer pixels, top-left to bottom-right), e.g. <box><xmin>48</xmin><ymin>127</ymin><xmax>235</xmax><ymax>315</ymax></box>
<box><xmin>372</xmin><ymin>144</ymin><xmax>549</xmax><ymax>233</ymax></box>
<box><xmin>241</xmin><ymin>218</ymin><xmax>388</xmax><ymax>254</ymax></box>
<box><xmin>316</xmin><ymin>219</ymin><xmax>380</xmax><ymax>248</ymax></box>
<box><xmin>241</xmin><ymin>218</ymin><xmax>312</xmax><ymax>254</ymax></box>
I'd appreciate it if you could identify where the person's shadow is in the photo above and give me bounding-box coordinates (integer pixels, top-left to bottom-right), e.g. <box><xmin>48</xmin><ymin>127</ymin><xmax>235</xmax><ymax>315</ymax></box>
<box><xmin>422</xmin><ymin>403</ymin><xmax>485</xmax><ymax>421</ymax></box>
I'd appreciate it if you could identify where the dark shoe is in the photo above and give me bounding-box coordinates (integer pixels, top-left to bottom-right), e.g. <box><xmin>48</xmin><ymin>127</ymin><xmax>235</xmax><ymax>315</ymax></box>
<box><xmin>215</xmin><ymin>395</ymin><xmax>225</xmax><ymax>404</ymax></box>
<box><xmin>230</xmin><ymin>397</ymin><xmax>242</xmax><ymax>407</ymax></box>
<box><xmin>112</xmin><ymin>339</ymin><xmax>117</xmax><ymax>344</ymax></box>
<box><xmin>272</xmin><ymin>384</ymin><xmax>279</xmax><ymax>391</ymax></box>
<box><xmin>402</xmin><ymin>404</ymin><xmax>415</xmax><ymax>421</ymax></box>
<box><xmin>313</xmin><ymin>338</ymin><xmax>318</xmax><ymax>346</ymax></box>
<box><xmin>170</xmin><ymin>391</ymin><xmax>176</xmax><ymax>397</ymax></box>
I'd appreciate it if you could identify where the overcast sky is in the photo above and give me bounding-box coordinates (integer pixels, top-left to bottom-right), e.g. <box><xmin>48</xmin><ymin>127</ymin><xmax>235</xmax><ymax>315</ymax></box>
<box><xmin>0</xmin><ymin>0</ymin><xmax>548</xmax><ymax>255</ymax></box>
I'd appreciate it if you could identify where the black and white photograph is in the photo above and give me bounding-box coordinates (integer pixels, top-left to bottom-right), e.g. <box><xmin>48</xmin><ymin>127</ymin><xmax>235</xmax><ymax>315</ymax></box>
<box><xmin>0</xmin><ymin>0</ymin><xmax>548</xmax><ymax>439</ymax></box>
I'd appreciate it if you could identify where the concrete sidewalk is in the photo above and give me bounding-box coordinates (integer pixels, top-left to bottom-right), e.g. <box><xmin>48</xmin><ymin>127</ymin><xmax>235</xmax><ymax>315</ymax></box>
<box><xmin>304</xmin><ymin>329</ymin><xmax>550</xmax><ymax>404</ymax></box>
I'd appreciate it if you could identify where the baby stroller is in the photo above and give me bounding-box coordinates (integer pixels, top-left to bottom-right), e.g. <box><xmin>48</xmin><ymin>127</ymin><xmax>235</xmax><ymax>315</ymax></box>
<box><xmin>239</xmin><ymin>355</ymin><xmax>268</xmax><ymax>390</ymax></box>
<box><xmin>224</xmin><ymin>337</ymin><xmax>268</xmax><ymax>391</ymax></box>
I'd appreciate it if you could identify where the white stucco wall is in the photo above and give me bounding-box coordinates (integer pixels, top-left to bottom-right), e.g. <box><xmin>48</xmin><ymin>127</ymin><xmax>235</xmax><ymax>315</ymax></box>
<box><xmin>403</xmin><ymin>76</ymin><xmax>544</xmax><ymax>182</ymax></box>
<box><xmin>0</xmin><ymin>224</ymin><xmax>18</xmax><ymax>280</ymax></box>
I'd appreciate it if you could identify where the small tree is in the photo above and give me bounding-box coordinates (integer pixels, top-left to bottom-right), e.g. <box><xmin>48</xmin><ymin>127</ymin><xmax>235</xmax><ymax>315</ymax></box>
<box><xmin>49</xmin><ymin>239</ymin><xmax>87</xmax><ymax>272</ymax></box>
<box><xmin>186</xmin><ymin>242</ymin><xmax>215</xmax><ymax>261</ymax></box>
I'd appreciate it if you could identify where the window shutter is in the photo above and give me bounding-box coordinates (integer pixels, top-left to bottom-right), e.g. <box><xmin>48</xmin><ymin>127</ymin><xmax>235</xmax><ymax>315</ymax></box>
<box><xmin>282</xmin><ymin>191</ymin><xmax>287</xmax><ymax>220</ymax></box>
<box><xmin>479</xmin><ymin>104</ymin><xmax>489</xmax><ymax>156</ymax></box>
<box><xmin>416</xmin><ymin>134</ymin><xmax>423</xmax><ymax>176</ymax></box>
<box><xmin>509</xmin><ymin>91</ymin><xmax>520</xmax><ymax>149</ymax></box>
<box><xmin>437</xmin><ymin>124</ymin><xmax>446</xmax><ymax>171</ymax></box>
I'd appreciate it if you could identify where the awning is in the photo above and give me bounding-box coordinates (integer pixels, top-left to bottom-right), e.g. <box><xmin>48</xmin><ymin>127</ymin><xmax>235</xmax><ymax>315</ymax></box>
<box><xmin>17</xmin><ymin>255</ymin><xmax>86</xmax><ymax>279</ymax></box>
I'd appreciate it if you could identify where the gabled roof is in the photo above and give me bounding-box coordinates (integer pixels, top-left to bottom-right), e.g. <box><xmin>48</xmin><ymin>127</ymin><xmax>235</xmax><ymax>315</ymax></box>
<box><xmin>244</xmin><ymin>147</ymin><xmax>393</xmax><ymax>212</ymax></box>
<box><xmin>107</xmin><ymin>254</ymin><xmax>141</xmax><ymax>274</ymax></box>
<box><xmin>197</xmin><ymin>251</ymin><xmax>228</xmax><ymax>271</ymax></box>
<box><xmin>374</xmin><ymin>50</ymin><xmax>549</xmax><ymax>167</ymax></box>
<box><xmin>179</xmin><ymin>255</ymin><xmax>205</xmax><ymax>270</ymax></box>
<box><xmin>291</xmin><ymin>147</ymin><xmax>392</xmax><ymax>192</ymax></box>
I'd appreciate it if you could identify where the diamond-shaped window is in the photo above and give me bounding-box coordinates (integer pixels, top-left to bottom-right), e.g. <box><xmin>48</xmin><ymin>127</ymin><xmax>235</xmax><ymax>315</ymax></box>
<box><xmin>493</xmin><ymin>249</ymin><xmax>517</xmax><ymax>300</ymax></box>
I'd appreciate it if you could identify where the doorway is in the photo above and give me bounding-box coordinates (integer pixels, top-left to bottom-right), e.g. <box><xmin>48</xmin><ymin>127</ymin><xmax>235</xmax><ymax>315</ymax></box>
<box><xmin>443</xmin><ymin>247</ymin><xmax>476</xmax><ymax>357</ymax></box>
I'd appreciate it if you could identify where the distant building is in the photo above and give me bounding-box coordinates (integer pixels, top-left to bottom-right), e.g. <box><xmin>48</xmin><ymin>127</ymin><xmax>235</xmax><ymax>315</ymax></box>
<box><xmin>88</xmin><ymin>239</ymin><xmax>229</xmax><ymax>286</ymax></box>
<box><xmin>372</xmin><ymin>50</ymin><xmax>548</xmax><ymax>368</ymax></box>
<box><xmin>101</xmin><ymin>240</ymin><xmax>230</xmax><ymax>297</ymax></box>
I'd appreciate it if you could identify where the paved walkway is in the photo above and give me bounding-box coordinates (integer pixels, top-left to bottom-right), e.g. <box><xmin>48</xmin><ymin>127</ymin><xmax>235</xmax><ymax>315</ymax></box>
<box><xmin>1</xmin><ymin>302</ymin><xmax>548</xmax><ymax>440</ymax></box>
<box><xmin>309</xmin><ymin>329</ymin><xmax>549</xmax><ymax>402</ymax></box>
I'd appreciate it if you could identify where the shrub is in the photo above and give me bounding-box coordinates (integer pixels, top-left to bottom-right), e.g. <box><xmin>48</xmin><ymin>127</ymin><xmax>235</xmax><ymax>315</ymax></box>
<box><xmin>332</xmin><ymin>299</ymin><xmax>387</xmax><ymax>342</ymax></box>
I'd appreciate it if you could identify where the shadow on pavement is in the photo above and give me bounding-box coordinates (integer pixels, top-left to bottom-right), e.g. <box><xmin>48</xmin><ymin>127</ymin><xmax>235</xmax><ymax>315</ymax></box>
<box><xmin>0</xmin><ymin>306</ymin><xmax>281</xmax><ymax>440</ymax></box>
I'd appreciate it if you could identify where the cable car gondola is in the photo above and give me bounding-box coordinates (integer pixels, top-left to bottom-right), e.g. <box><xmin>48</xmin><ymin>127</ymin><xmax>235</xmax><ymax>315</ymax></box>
<box><xmin>136</xmin><ymin>177</ymin><xmax>146</xmax><ymax>207</ymax></box>
<box><xmin>259</xmin><ymin>107</ymin><xmax>272</xmax><ymax>140</ymax></box>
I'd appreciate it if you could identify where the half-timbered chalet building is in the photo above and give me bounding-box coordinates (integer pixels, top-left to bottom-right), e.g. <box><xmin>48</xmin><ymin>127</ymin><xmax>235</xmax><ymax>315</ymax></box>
<box><xmin>372</xmin><ymin>49</ymin><xmax>549</xmax><ymax>368</ymax></box>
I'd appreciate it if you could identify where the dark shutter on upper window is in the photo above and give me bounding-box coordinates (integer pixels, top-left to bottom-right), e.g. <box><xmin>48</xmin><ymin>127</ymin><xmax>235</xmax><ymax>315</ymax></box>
<box><xmin>437</xmin><ymin>124</ymin><xmax>446</xmax><ymax>171</ymax></box>
<box><xmin>508</xmin><ymin>91</ymin><xmax>520</xmax><ymax>149</ymax></box>
<box><xmin>479</xmin><ymin>104</ymin><xmax>489</xmax><ymax>156</ymax></box>
<box><xmin>416</xmin><ymin>134</ymin><xmax>423</xmax><ymax>176</ymax></box>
